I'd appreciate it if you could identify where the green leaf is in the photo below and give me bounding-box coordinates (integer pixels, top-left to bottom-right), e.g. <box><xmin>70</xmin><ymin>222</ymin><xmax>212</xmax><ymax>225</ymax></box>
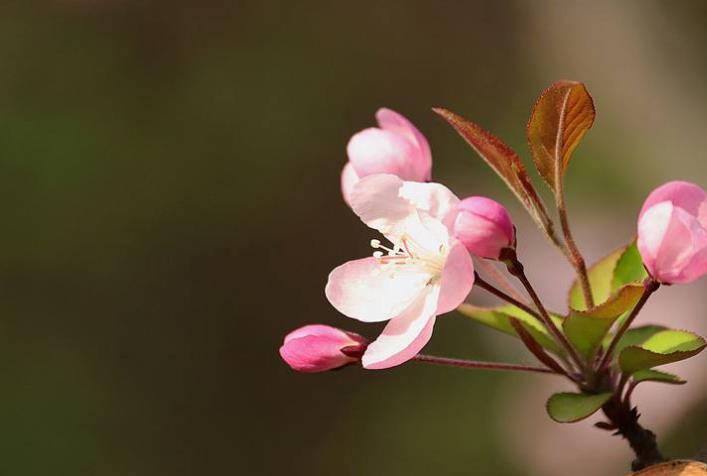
<box><xmin>457</xmin><ymin>304</ymin><xmax>563</xmax><ymax>355</ymax></box>
<box><xmin>433</xmin><ymin>107</ymin><xmax>555</xmax><ymax>236</ymax></box>
<box><xmin>546</xmin><ymin>392</ymin><xmax>612</xmax><ymax>423</ymax></box>
<box><xmin>569</xmin><ymin>241</ymin><xmax>645</xmax><ymax>311</ymax></box>
<box><xmin>611</xmin><ymin>325</ymin><xmax>667</xmax><ymax>355</ymax></box>
<box><xmin>619</xmin><ymin>330</ymin><xmax>707</xmax><ymax>375</ymax></box>
<box><xmin>632</xmin><ymin>369</ymin><xmax>686</xmax><ymax>385</ymax></box>
<box><xmin>564</xmin><ymin>285</ymin><xmax>643</xmax><ymax>357</ymax></box>
<box><xmin>569</xmin><ymin>246</ymin><xmax>623</xmax><ymax>311</ymax></box>
<box><xmin>527</xmin><ymin>80</ymin><xmax>595</xmax><ymax>191</ymax></box>
<box><xmin>611</xmin><ymin>241</ymin><xmax>648</xmax><ymax>292</ymax></box>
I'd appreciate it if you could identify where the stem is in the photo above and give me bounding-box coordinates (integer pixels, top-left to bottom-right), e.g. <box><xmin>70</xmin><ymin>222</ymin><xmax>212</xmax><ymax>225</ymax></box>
<box><xmin>502</xmin><ymin>249</ymin><xmax>585</xmax><ymax>371</ymax></box>
<box><xmin>474</xmin><ymin>273</ymin><xmax>541</xmax><ymax>320</ymax></box>
<box><xmin>597</xmin><ymin>278</ymin><xmax>659</xmax><ymax>373</ymax></box>
<box><xmin>412</xmin><ymin>354</ymin><xmax>555</xmax><ymax>374</ymax></box>
<box><xmin>556</xmin><ymin>180</ymin><xmax>594</xmax><ymax>308</ymax></box>
<box><xmin>602</xmin><ymin>396</ymin><xmax>664</xmax><ymax>471</ymax></box>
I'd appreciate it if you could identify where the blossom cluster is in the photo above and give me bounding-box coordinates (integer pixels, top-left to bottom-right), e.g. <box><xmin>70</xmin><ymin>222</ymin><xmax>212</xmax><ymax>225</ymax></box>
<box><xmin>279</xmin><ymin>106</ymin><xmax>707</xmax><ymax>373</ymax></box>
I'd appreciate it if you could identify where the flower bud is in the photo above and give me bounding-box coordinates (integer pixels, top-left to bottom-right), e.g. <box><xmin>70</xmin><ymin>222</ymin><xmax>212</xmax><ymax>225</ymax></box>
<box><xmin>342</xmin><ymin>108</ymin><xmax>432</xmax><ymax>204</ymax></box>
<box><xmin>279</xmin><ymin>324</ymin><xmax>368</xmax><ymax>373</ymax></box>
<box><xmin>637</xmin><ymin>181</ymin><xmax>707</xmax><ymax>284</ymax></box>
<box><xmin>453</xmin><ymin>196</ymin><xmax>514</xmax><ymax>259</ymax></box>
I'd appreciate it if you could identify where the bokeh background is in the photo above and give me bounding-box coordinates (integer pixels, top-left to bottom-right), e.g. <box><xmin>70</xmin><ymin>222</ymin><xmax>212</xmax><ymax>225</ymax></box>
<box><xmin>1</xmin><ymin>1</ymin><xmax>706</xmax><ymax>475</ymax></box>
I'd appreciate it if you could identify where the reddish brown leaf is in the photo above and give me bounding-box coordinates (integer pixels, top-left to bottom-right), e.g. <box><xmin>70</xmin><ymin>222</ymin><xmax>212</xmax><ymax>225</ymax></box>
<box><xmin>433</xmin><ymin>107</ymin><xmax>554</xmax><ymax>234</ymax></box>
<box><xmin>526</xmin><ymin>80</ymin><xmax>595</xmax><ymax>191</ymax></box>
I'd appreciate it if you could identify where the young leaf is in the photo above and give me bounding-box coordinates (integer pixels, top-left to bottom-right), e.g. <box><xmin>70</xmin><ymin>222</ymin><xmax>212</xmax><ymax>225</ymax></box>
<box><xmin>568</xmin><ymin>245</ymin><xmax>623</xmax><ymax>310</ymax></box>
<box><xmin>509</xmin><ymin>318</ymin><xmax>566</xmax><ymax>375</ymax></box>
<box><xmin>611</xmin><ymin>241</ymin><xmax>648</xmax><ymax>292</ymax></box>
<box><xmin>632</xmin><ymin>369</ymin><xmax>686</xmax><ymax>385</ymax></box>
<box><xmin>564</xmin><ymin>284</ymin><xmax>644</xmax><ymax>357</ymax></box>
<box><xmin>433</xmin><ymin>108</ymin><xmax>554</xmax><ymax>235</ymax></box>
<box><xmin>546</xmin><ymin>392</ymin><xmax>612</xmax><ymax>423</ymax></box>
<box><xmin>619</xmin><ymin>330</ymin><xmax>707</xmax><ymax>375</ymax></box>
<box><xmin>569</xmin><ymin>241</ymin><xmax>644</xmax><ymax>310</ymax></box>
<box><xmin>527</xmin><ymin>80</ymin><xmax>595</xmax><ymax>191</ymax></box>
<box><xmin>457</xmin><ymin>303</ymin><xmax>563</xmax><ymax>354</ymax></box>
<box><xmin>610</xmin><ymin>325</ymin><xmax>667</xmax><ymax>355</ymax></box>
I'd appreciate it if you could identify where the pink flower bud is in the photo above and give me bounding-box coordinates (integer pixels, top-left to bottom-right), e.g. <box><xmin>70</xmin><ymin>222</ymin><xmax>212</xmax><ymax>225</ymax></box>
<box><xmin>453</xmin><ymin>196</ymin><xmax>514</xmax><ymax>259</ymax></box>
<box><xmin>279</xmin><ymin>324</ymin><xmax>368</xmax><ymax>373</ymax></box>
<box><xmin>342</xmin><ymin>108</ymin><xmax>432</xmax><ymax>204</ymax></box>
<box><xmin>637</xmin><ymin>181</ymin><xmax>707</xmax><ymax>284</ymax></box>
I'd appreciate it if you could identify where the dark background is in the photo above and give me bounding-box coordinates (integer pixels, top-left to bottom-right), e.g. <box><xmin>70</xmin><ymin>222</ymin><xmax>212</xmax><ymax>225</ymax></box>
<box><xmin>0</xmin><ymin>1</ymin><xmax>706</xmax><ymax>475</ymax></box>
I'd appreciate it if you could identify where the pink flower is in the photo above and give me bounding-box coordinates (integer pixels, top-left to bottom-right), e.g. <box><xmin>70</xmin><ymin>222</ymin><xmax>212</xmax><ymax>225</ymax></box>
<box><xmin>637</xmin><ymin>180</ymin><xmax>707</xmax><ymax>284</ymax></box>
<box><xmin>325</xmin><ymin>174</ymin><xmax>474</xmax><ymax>370</ymax></box>
<box><xmin>342</xmin><ymin>108</ymin><xmax>432</xmax><ymax>204</ymax></box>
<box><xmin>279</xmin><ymin>324</ymin><xmax>368</xmax><ymax>373</ymax></box>
<box><xmin>453</xmin><ymin>196</ymin><xmax>515</xmax><ymax>259</ymax></box>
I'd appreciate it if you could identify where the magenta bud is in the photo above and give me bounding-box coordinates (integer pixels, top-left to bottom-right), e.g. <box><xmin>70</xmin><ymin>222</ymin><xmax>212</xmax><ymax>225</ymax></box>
<box><xmin>279</xmin><ymin>324</ymin><xmax>368</xmax><ymax>373</ymax></box>
<box><xmin>453</xmin><ymin>196</ymin><xmax>515</xmax><ymax>259</ymax></box>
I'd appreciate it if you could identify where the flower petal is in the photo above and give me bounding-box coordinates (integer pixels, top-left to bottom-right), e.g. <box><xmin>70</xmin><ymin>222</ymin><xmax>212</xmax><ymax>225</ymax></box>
<box><xmin>341</xmin><ymin>162</ymin><xmax>360</xmax><ymax>206</ymax></box>
<box><xmin>284</xmin><ymin>324</ymin><xmax>354</xmax><ymax>344</ymax></box>
<box><xmin>346</xmin><ymin>128</ymin><xmax>419</xmax><ymax>179</ymax></box>
<box><xmin>350</xmin><ymin>174</ymin><xmax>415</xmax><ymax>235</ymax></box>
<box><xmin>376</xmin><ymin>108</ymin><xmax>432</xmax><ymax>181</ymax></box>
<box><xmin>362</xmin><ymin>286</ymin><xmax>440</xmax><ymax>370</ymax></box>
<box><xmin>437</xmin><ymin>241</ymin><xmax>475</xmax><ymax>314</ymax></box>
<box><xmin>399</xmin><ymin>181</ymin><xmax>460</xmax><ymax>230</ymax></box>
<box><xmin>640</xmin><ymin>181</ymin><xmax>707</xmax><ymax>224</ymax></box>
<box><xmin>279</xmin><ymin>335</ymin><xmax>357</xmax><ymax>372</ymax></box>
<box><xmin>325</xmin><ymin>257</ymin><xmax>429</xmax><ymax>323</ymax></box>
<box><xmin>639</xmin><ymin>202</ymin><xmax>707</xmax><ymax>283</ymax></box>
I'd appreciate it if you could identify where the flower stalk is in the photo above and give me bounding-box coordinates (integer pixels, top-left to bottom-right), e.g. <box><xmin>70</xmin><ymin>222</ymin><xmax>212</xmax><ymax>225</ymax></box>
<box><xmin>500</xmin><ymin>247</ymin><xmax>585</xmax><ymax>372</ymax></box>
<box><xmin>596</xmin><ymin>277</ymin><xmax>660</xmax><ymax>373</ymax></box>
<box><xmin>412</xmin><ymin>354</ymin><xmax>556</xmax><ymax>374</ymax></box>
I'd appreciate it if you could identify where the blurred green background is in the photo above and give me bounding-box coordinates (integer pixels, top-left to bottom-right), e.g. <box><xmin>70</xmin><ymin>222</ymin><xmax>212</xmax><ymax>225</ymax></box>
<box><xmin>1</xmin><ymin>1</ymin><xmax>706</xmax><ymax>475</ymax></box>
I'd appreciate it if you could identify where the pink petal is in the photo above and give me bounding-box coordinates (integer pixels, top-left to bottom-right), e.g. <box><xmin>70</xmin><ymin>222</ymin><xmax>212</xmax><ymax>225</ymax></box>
<box><xmin>437</xmin><ymin>241</ymin><xmax>475</xmax><ymax>314</ymax></box>
<box><xmin>346</xmin><ymin>128</ymin><xmax>419</xmax><ymax>179</ymax></box>
<box><xmin>341</xmin><ymin>162</ymin><xmax>360</xmax><ymax>206</ymax></box>
<box><xmin>362</xmin><ymin>286</ymin><xmax>440</xmax><ymax>370</ymax></box>
<box><xmin>638</xmin><ymin>202</ymin><xmax>707</xmax><ymax>284</ymax></box>
<box><xmin>325</xmin><ymin>257</ymin><xmax>429</xmax><ymax>323</ymax></box>
<box><xmin>640</xmin><ymin>181</ymin><xmax>707</xmax><ymax>223</ymax></box>
<box><xmin>279</xmin><ymin>334</ymin><xmax>357</xmax><ymax>373</ymax></box>
<box><xmin>375</xmin><ymin>108</ymin><xmax>432</xmax><ymax>181</ymax></box>
<box><xmin>453</xmin><ymin>197</ymin><xmax>514</xmax><ymax>259</ymax></box>
<box><xmin>284</xmin><ymin>324</ymin><xmax>353</xmax><ymax>344</ymax></box>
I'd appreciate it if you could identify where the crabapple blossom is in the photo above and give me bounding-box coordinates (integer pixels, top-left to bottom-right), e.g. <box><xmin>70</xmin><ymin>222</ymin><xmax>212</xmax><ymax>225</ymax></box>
<box><xmin>454</xmin><ymin>196</ymin><xmax>515</xmax><ymax>259</ymax></box>
<box><xmin>342</xmin><ymin>108</ymin><xmax>432</xmax><ymax>204</ymax></box>
<box><xmin>279</xmin><ymin>324</ymin><xmax>368</xmax><ymax>373</ymax></box>
<box><xmin>326</xmin><ymin>174</ymin><xmax>474</xmax><ymax>370</ymax></box>
<box><xmin>637</xmin><ymin>180</ymin><xmax>707</xmax><ymax>284</ymax></box>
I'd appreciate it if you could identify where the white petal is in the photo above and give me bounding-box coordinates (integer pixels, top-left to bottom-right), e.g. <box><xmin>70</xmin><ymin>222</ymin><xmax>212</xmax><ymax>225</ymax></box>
<box><xmin>325</xmin><ymin>257</ymin><xmax>430</xmax><ymax>323</ymax></box>
<box><xmin>350</xmin><ymin>174</ymin><xmax>414</xmax><ymax>236</ymax></box>
<box><xmin>399</xmin><ymin>181</ymin><xmax>460</xmax><ymax>230</ymax></box>
<box><xmin>362</xmin><ymin>285</ymin><xmax>440</xmax><ymax>369</ymax></box>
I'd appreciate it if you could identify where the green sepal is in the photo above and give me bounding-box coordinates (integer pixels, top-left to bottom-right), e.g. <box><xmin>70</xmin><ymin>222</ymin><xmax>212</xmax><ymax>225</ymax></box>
<box><xmin>458</xmin><ymin>303</ymin><xmax>563</xmax><ymax>355</ymax></box>
<box><xmin>619</xmin><ymin>330</ymin><xmax>706</xmax><ymax>375</ymax></box>
<box><xmin>564</xmin><ymin>284</ymin><xmax>643</xmax><ymax>358</ymax></box>
<box><xmin>546</xmin><ymin>392</ymin><xmax>612</xmax><ymax>423</ymax></box>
